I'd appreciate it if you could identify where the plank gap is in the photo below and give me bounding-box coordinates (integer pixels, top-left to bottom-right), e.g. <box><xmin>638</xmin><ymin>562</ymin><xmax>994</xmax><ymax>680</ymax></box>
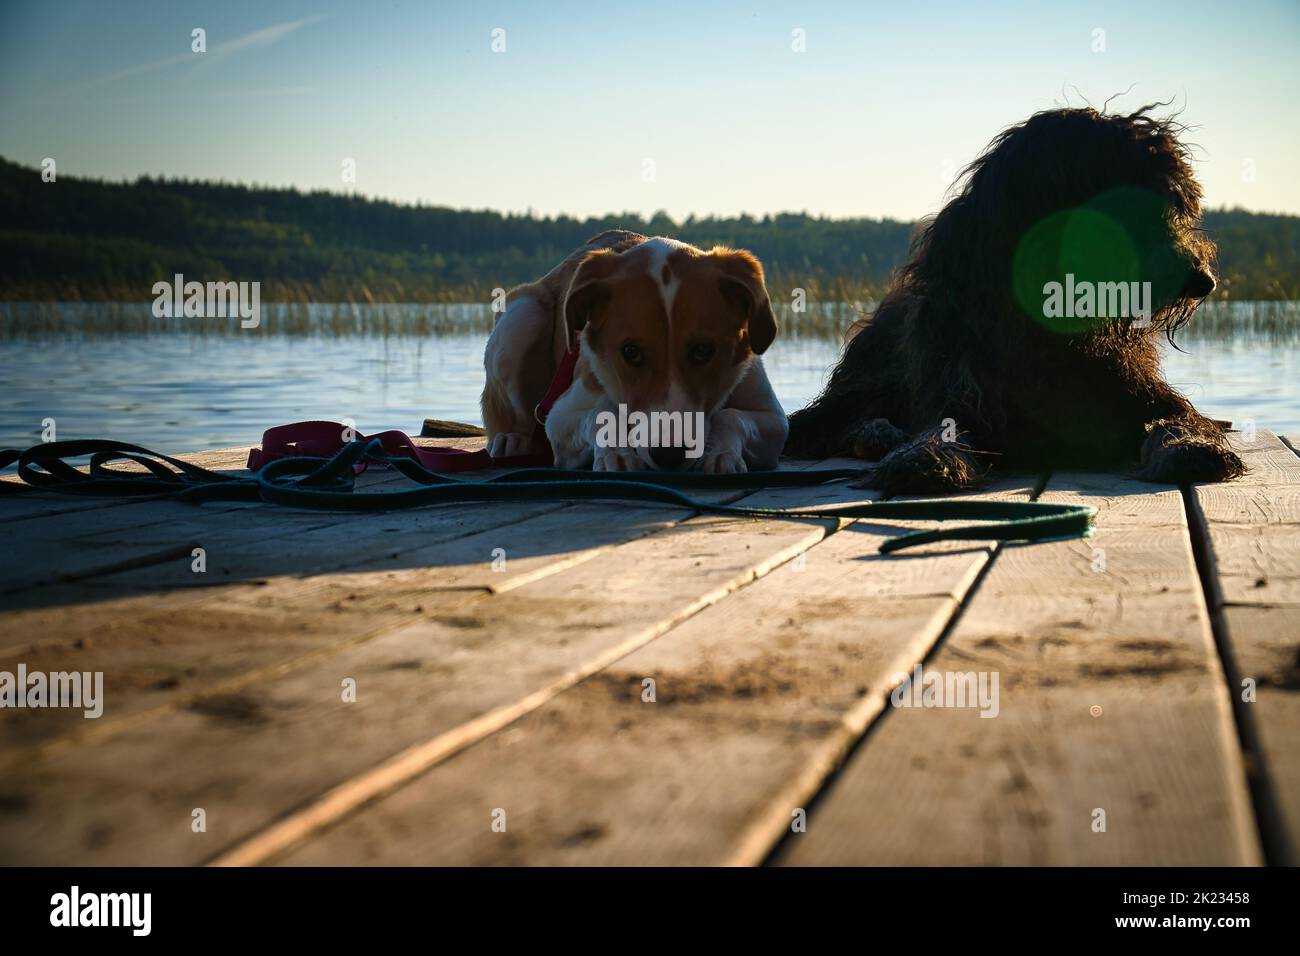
<box><xmin>758</xmin><ymin>472</ymin><xmax>1050</xmax><ymax>865</ymax></box>
<box><xmin>761</xmin><ymin>533</ymin><xmax>1011</xmax><ymax>866</ymax></box>
<box><xmin>1182</xmin><ymin>483</ymin><xmax>1294</xmax><ymax>866</ymax></box>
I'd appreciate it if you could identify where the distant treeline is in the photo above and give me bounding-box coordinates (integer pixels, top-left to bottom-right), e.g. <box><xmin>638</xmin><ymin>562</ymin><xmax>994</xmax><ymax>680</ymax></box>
<box><xmin>1</xmin><ymin>156</ymin><xmax>1297</xmax><ymax>302</ymax></box>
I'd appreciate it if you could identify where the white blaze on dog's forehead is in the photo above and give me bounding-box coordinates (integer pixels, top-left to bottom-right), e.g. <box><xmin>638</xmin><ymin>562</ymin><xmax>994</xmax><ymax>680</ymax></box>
<box><xmin>641</xmin><ymin>236</ymin><xmax>693</xmax><ymax>316</ymax></box>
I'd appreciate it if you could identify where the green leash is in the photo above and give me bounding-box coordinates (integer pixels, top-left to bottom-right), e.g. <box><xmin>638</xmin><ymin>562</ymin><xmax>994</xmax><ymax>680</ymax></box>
<box><xmin>1</xmin><ymin>438</ymin><xmax>1095</xmax><ymax>554</ymax></box>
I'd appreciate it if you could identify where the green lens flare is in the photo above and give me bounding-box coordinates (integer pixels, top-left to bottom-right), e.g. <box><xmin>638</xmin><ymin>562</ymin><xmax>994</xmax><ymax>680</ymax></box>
<box><xmin>1012</xmin><ymin>188</ymin><xmax>1170</xmax><ymax>335</ymax></box>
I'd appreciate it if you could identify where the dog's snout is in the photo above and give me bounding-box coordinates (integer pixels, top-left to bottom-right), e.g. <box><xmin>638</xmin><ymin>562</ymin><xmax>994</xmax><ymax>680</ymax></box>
<box><xmin>650</xmin><ymin>445</ymin><xmax>687</xmax><ymax>471</ymax></box>
<box><xmin>1184</xmin><ymin>268</ymin><xmax>1216</xmax><ymax>299</ymax></box>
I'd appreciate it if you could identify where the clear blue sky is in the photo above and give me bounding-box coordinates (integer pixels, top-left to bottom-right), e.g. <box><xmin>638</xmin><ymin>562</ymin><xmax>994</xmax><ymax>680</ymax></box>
<box><xmin>1</xmin><ymin>0</ymin><xmax>1296</xmax><ymax>220</ymax></box>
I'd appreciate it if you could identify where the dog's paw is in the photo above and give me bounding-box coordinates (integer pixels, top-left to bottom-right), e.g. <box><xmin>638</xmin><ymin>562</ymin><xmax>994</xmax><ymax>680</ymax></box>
<box><xmin>593</xmin><ymin>446</ymin><xmax>644</xmax><ymax>472</ymax></box>
<box><xmin>697</xmin><ymin>447</ymin><xmax>748</xmax><ymax>475</ymax></box>
<box><xmin>693</xmin><ymin>429</ymin><xmax>748</xmax><ymax>474</ymax></box>
<box><xmin>869</xmin><ymin>431</ymin><xmax>986</xmax><ymax>495</ymax></box>
<box><xmin>851</xmin><ymin>418</ymin><xmax>910</xmax><ymax>461</ymax></box>
<box><xmin>488</xmin><ymin>431</ymin><xmax>533</xmax><ymax>459</ymax></box>
<box><xmin>1138</xmin><ymin>421</ymin><xmax>1246</xmax><ymax>484</ymax></box>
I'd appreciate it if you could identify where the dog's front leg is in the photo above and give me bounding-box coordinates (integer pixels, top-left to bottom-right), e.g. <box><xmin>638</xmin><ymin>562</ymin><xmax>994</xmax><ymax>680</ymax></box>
<box><xmin>695</xmin><ymin>409</ymin><xmax>751</xmax><ymax>474</ymax></box>
<box><xmin>695</xmin><ymin>358</ymin><xmax>789</xmax><ymax>473</ymax></box>
<box><xmin>545</xmin><ymin>376</ymin><xmax>643</xmax><ymax>471</ymax></box>
<box><xmin>544</xmin><ymin>376</ymin><xmax>602</xmax><ymax>469</ymax></box>
<box><xmin>694</xmin><ymin>407</ymin><xmax>786</xmax><ymax>473</ymax></box>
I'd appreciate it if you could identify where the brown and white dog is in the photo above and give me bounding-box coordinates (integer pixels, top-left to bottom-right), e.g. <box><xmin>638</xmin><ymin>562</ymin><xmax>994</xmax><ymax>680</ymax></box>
<box><xmin>481</xmin><ymin>230</ymin><xmax>788</xmax><ymax>473</ymax></box>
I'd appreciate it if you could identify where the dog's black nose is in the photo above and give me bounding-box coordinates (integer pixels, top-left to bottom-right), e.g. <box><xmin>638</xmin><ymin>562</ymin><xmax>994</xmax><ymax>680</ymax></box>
<box><xmin>1184</xmin><ymin>268</ymin><xmax>1216</xmax><ymax>299</ymax></box>
<box><xmin>650</xmin><ymin>445</ymin><xmax>687</xmax><ymax>470</ymax></box>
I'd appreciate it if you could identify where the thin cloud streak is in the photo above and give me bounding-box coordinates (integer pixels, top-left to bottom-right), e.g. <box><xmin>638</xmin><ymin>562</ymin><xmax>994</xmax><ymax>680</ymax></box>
<box><xmin>82</xmin><ymin>15</ymin><xmax>326</xmax><ymax>88</ymax></box>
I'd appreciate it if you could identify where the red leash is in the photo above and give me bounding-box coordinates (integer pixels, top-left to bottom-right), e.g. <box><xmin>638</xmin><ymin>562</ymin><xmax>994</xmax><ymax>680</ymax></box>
<box><xmin>246</xmin><ymin>346</ymin><xmax>581</xmax><ymax>473</ymax></box>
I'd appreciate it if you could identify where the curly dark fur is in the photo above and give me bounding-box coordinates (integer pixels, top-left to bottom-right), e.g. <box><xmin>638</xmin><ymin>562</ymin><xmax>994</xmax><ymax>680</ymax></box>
<box><xmin>786</xmin><ymin>105</ymin><xmax>1246</xmax><ymax>490</ymax></box>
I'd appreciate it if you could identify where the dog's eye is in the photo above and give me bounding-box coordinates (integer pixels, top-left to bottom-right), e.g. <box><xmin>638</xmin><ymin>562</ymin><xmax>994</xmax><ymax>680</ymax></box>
<box><xmin>687</xmin><ymin>342</ymin><xmax>715</xmax><ymax>366</ymax></box>
<box><xmin>621</xmin><ymin>342</ymin><xmax>645</xmax><ymax>367</ymax></box>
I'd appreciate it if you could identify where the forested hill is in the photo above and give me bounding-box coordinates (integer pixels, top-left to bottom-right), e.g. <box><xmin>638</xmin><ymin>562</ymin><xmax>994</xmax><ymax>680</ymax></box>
<box><xmin>1</xmin><ymin>157</ymin><xmax>1296</xmax><ymax>301</ymax></box>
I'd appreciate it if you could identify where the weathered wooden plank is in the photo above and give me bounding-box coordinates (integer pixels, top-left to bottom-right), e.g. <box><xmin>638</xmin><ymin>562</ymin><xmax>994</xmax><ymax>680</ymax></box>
<box><xmin>2</xmin><ymin>447</ymin><xmax>258</xmax><ymax>590</ymax></box>
<box><xmin>1</xmin><ymin>438</ymin><xmax>483</xmax><ymax>589</ymax></box>
<box><xmin>0</xmin><ymin>475</ymin><xmax>865</xmax><ymax>864</ymax></box>
<box><xmin>0</xmin><ymin>458</ymin><xmax>839</xmax><ymax>761</ymax></box>
<box><xmin>40</xmin><ymin>462</ymin><xmax>805</xmax><ymax>601</ymax></box>
<box><xmin>1189</xmin><ymin>430</ymin><xmax>1300</xmax><ymax>864</ymax></box>
<box><xmin>0</xmin><ymin>489</ymin><xmax>766</xmax><ymax>755</ymax></box>
<box><xmin>1220</xmin><ymin>604</ymin><xmax>1300</xmax><ymax>864</ymax></box>
<box><xmin>1</xmin><ymin>494</ymin><xmax>563</xmax><ymax>602</ymax></box>
<box><xmin>1230</xmin><ymin>431</ymin><xmax>1300</xmax><ymax>484</ymax></box>
<box><xmin>0</xmin><ymin>432</ymin><xmax>776</xmax><ymax>596</ymax></box>
<box><xmin>2</xmin><ymin>456</ymin><xmax>820</xmax><ymax>628</ymax></box>
<box><xmin>270</xmin><ymin>481</ymin><xmax>1035</xmax><ymax>866</ymax></box>
<box><xmin>777</xmin><ymin>472</ymin><xmax>1261</xmax><ymax>865</ymax></box>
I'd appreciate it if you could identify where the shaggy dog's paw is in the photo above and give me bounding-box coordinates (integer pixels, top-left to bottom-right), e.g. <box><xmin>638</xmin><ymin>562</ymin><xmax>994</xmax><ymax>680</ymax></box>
<box><xmin>855</xmin><ymin>431</ymin><xmax>986</xmax><ymax>495</ymax></box>
<box><xmin>851</xmin><ymin>418</ymin><xmax>911</xmax><ymax>461</ymax></box>
<box><xmin>593</xmin><ymin>446</ymin><xmax>645</xmax><ymax>472</ymax></box>
<box><xmin>1138</xmin><ymin>420</ymin><xmax>1246</xmax><ymax>484</ymax></box>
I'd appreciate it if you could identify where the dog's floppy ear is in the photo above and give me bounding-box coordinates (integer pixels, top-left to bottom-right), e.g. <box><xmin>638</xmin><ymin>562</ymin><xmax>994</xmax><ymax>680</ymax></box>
<box><xmin>562</xmin><ymin>249</ymin><xmax>622</xmax><ymax>351</ymax></box>
<box><xmin>710</xmin><ymin>248</ymin><xmax>777</xmax><ymax>356</ymax></box>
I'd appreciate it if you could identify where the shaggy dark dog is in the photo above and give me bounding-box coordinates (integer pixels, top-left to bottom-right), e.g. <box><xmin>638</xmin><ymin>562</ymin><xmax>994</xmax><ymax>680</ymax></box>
<box><xmin>785</xmin><ymin>105</ymin><xmax>1246</xmax><ymax>493</ymax></box>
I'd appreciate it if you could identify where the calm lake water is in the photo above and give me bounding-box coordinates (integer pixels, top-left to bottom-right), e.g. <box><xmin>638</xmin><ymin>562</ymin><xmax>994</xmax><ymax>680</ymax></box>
<box><xmin>2</xmin><ymin>302</ymin><xmax>1298</xmax><ymax>454</ymax></box>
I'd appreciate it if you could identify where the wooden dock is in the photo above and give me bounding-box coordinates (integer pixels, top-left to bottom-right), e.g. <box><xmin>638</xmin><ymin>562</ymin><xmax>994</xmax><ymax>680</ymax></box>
<box><xmin>1</xmin><ymin>431</ymin><xmax>1297</xmax><ymax>866</ymax></box>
